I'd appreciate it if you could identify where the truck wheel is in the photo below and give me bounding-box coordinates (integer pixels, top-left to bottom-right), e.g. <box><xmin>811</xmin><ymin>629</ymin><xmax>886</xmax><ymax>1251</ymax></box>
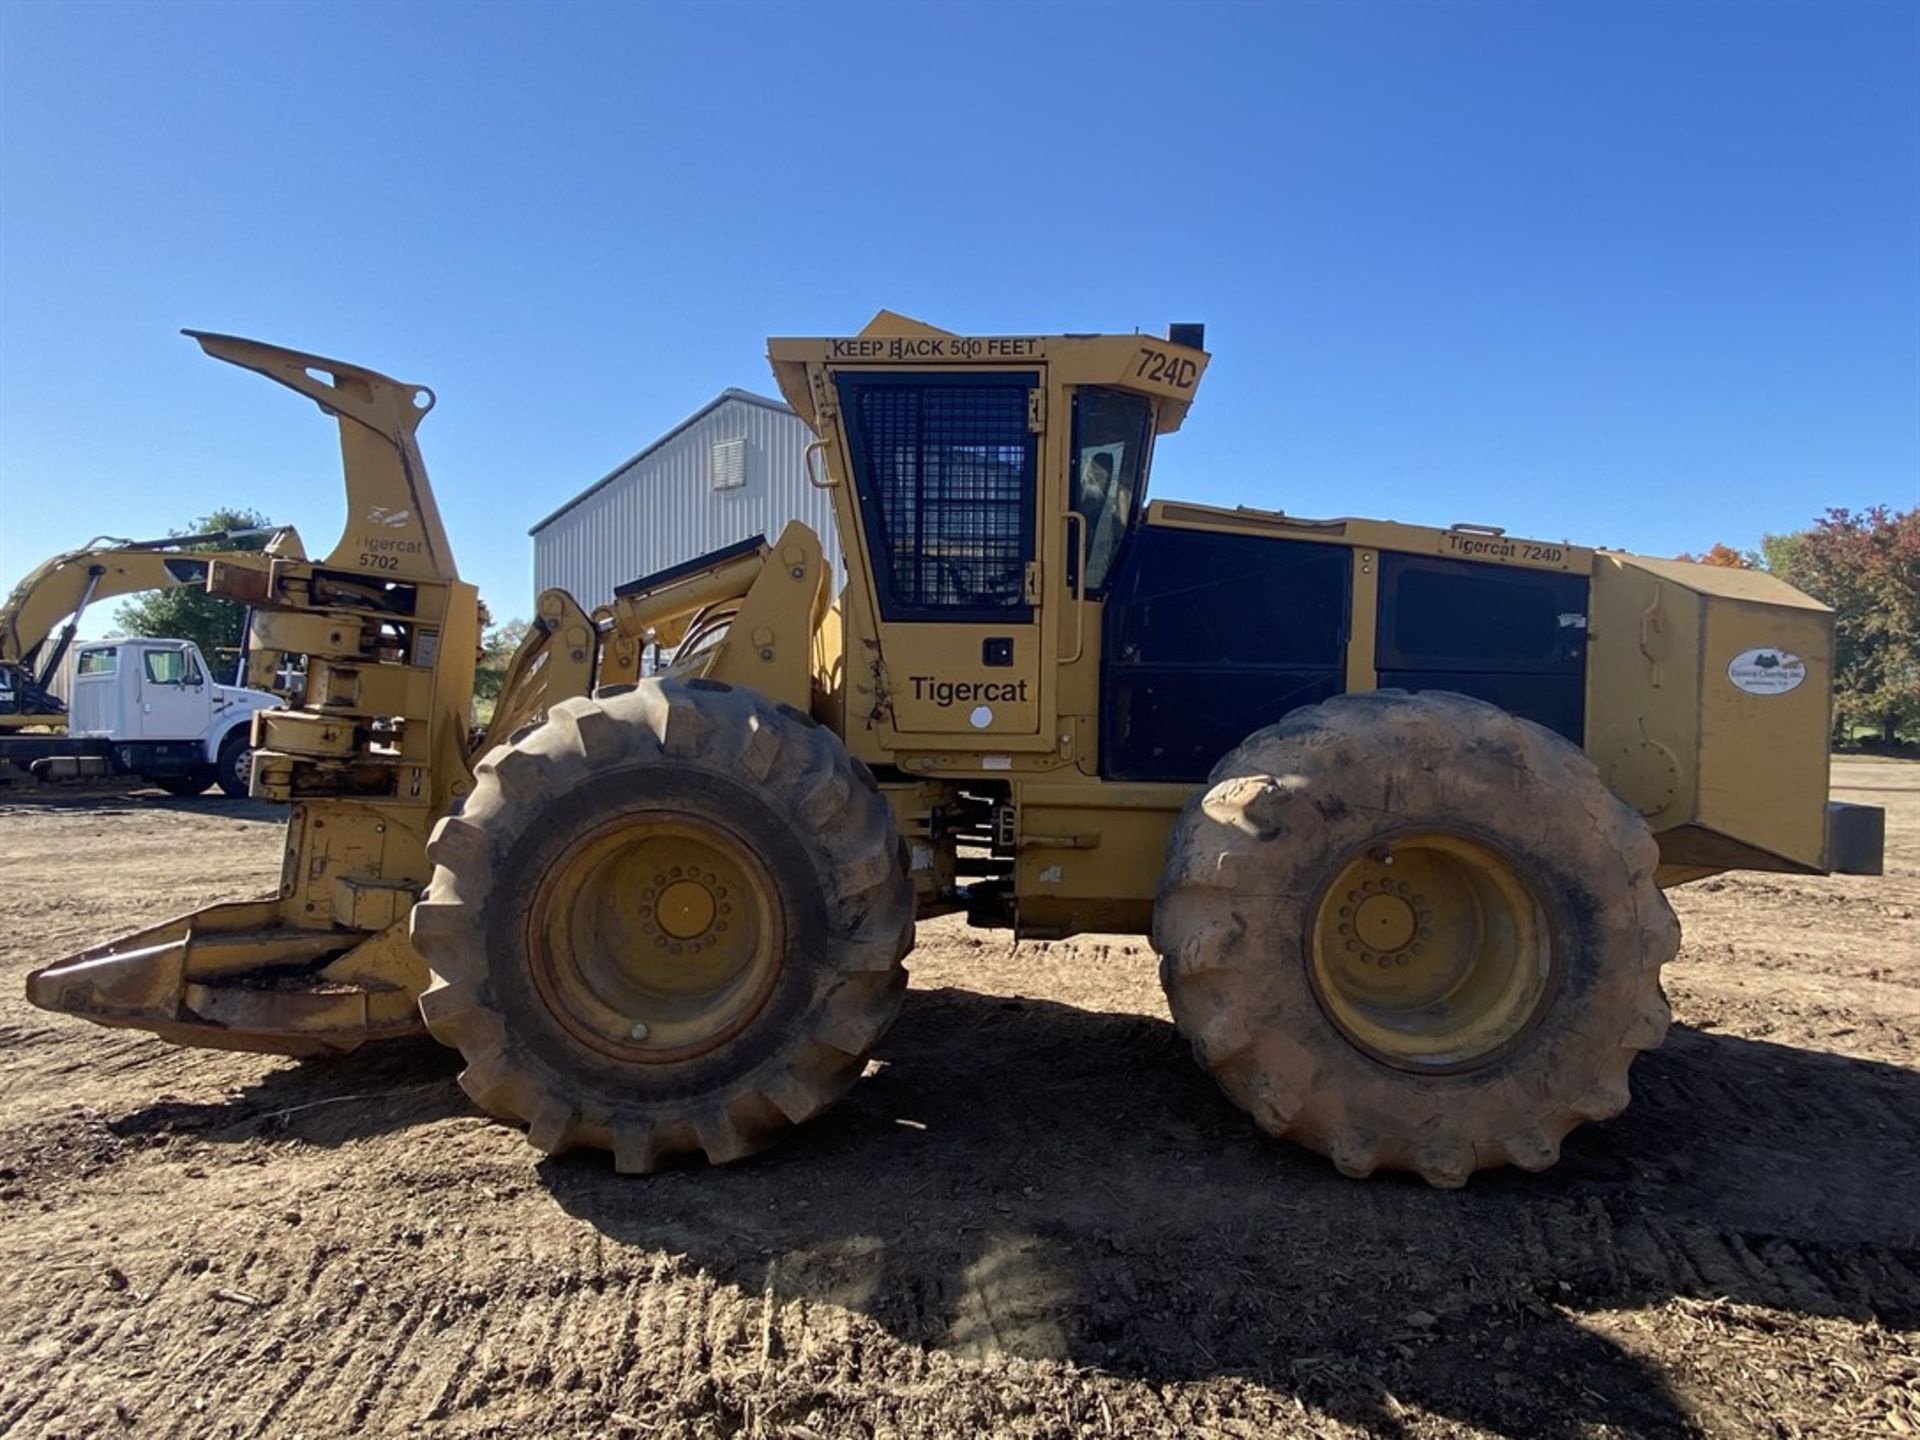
<box><xmin>410</xmin><ymin>678</ymin><xmax>915</xmax><ymax>1170</ymax></box>
<box><xmin>151</xmin><ymin>767</ymin><xmax>215</xmax><ymax>797</ymax></box>
<box><xmin>1154</xmin><ymin>690</ymin><xmax>1677</xmax><ymax>1188</ymax></box>
<box><xmin>215</xmin><ymin>727</ymin><xmax>253</xmax><ymax>799</ymax></box>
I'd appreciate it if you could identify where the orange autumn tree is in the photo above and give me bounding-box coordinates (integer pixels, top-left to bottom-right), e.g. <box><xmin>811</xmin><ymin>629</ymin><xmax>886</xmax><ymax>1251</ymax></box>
<box><xmin>1680</xmin><ymin>507</ymin><xmax>1916</xmax><ymax>744</ymax></box>
<box><xmin>1764</xmin><ymin>507</ymin><xmax>1919</xmax><ymax>746</ymax></box>
<box><xmin>1676</xmin><ymin>542</ymin><xmax>1756</xmax><ymax>568</ymax></box>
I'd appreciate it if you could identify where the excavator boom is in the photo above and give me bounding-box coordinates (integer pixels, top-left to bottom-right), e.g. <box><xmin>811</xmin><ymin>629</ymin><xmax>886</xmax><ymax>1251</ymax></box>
<box><xmin>0</xmin><ymin>527</ymin><xmax>303</xmax><ymax>727</ymax></box>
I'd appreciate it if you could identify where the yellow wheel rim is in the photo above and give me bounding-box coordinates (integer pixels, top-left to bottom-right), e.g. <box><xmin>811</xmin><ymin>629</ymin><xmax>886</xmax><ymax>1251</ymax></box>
<box><xmin>528</xmin><ymin>812</ymin><xmax>782</xmax><ymax>1064</ymax></box>
<box><xmin>1308</xmin><ymin>832</ymin><xmax>1554</xmax><ymax>1072</ymax></box>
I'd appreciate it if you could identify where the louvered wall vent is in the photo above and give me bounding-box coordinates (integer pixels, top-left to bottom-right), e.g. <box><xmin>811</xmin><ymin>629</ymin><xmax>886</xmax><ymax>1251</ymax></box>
<box><xmin>709</xmin><ymin>437</ymin><xmax>746</xmax><ymax>491</ymax></box>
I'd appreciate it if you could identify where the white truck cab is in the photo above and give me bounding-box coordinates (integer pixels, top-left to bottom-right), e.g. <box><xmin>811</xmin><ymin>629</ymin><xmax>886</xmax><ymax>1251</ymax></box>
<box><xmin>2</xmin><ymin>638</ymin><xmax>284</xmax><ymax>796</ymax></box>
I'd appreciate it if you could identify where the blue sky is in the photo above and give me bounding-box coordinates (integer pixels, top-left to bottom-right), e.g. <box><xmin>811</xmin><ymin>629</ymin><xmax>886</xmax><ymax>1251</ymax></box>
<box><xmin>1</xmin><ymin>1</ymin><xmax>1914</xmax><ymax>630</ymax></box>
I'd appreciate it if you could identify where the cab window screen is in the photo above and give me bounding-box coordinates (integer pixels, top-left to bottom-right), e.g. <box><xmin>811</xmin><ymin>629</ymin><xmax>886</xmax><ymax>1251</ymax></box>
<box><xmin>838</xmin><ymin>373</ymin><xmax>1037</xmax><ymax>622</ymax></box>
<box><xmin>76</xmin><ymin>649</ymin><xmax>117</xmax><ymax>676</ymax></box>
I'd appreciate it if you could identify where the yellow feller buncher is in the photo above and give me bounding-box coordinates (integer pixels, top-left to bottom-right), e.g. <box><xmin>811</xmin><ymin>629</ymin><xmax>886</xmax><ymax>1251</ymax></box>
<box><xmin>25</xmin><ymin>318</ymin><xmax>1885</xmax><ymax>1187</ymax></box>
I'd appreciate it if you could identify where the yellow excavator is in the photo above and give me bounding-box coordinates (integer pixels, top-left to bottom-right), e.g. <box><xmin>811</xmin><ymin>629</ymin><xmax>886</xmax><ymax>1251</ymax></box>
<box><xmin>1</xmin><ymin>526</ymin><xmax>302</xmax><ymax>730</ymax></box>
<box><xmin>23</xmin><ymin>319</ymin><xmax>1883</xmax><ymax>1187</ymax></box>
<box><xmin>0</xmin><ymin>526</ymin><xmax>304</xmax><ymax>792</ymax></box>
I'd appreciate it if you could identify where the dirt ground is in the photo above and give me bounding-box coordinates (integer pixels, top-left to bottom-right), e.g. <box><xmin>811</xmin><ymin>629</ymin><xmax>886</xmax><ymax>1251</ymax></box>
<box><xmin>0</xmin><ymin>760</ymin><xmax>1914</xmax><ymax>1440</ymax></box>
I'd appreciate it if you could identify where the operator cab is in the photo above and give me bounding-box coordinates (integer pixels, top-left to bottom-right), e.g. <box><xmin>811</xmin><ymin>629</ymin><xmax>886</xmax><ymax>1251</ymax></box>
<box><xmin>769</xmin><ymin>313</ymin><xmax>1207</xmax><ymax>754</ymax></box>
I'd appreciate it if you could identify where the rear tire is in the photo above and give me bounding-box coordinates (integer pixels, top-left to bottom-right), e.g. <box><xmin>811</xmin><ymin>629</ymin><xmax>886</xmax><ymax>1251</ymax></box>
<box><xmin>411</xmin><ymin>678</ymin><xmax>915</xmax><ymax>1170</ymax></box>
<box><xmin>1154</xmin><ymin>690</ymin><xmax>1676</xmax><ymax>1188</ymax></box>
<box><xmin>215</xmin><ymin>727</ymin><xmax>253</xmax><ymax>799</ymax></box>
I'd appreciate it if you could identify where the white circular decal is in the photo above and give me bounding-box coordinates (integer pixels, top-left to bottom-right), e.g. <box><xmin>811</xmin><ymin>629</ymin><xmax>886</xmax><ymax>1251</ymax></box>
<box><xmin>969</xmin><ymin>704</ymin><xmax>993</xmax><ymax>729</ymax></box>
<box><xmin>1727</xmin><ymin>648</ymin><xmax>1806</xmax><ymax>696</ymax></box>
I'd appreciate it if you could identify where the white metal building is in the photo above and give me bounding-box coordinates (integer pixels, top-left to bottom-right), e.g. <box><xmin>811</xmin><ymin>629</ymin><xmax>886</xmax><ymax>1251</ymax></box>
<box><xmin>528</xmin><ymin>389</ymin><xmax>836</xmax><ymax>609</ymax></box>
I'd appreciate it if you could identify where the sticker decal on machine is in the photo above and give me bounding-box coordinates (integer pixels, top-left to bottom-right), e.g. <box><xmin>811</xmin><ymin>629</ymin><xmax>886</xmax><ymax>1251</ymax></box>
<box><xmin>1727</xmin><ymin>648</ymin><xmax>1807</xmax><ymax>696</ymax></box>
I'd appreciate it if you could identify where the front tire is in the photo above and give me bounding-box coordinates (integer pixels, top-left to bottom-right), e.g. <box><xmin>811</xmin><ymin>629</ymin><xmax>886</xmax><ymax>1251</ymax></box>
<box><xmin>410</xmin><ymin>679</ymin><xmax>915</xmax><ymax>1170</ymax></box>
<box><xmin>1154</xmin><ymin>690</ymin><xmax>1677</xmax><ymax>1188</ymax></box>
<box><xmin>215</xmin><ymin>726</ymin><xmax>253</xmax><ymax>799</ymax></box>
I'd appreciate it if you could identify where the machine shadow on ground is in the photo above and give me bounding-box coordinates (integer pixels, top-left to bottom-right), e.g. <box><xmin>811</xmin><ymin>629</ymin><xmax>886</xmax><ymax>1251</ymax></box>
<box><xmin>108</xmin><ymin>1036</ymin><xmax>465</xmax><ymax>1147</ymax></box>
<box><xmin>96</xmin><ymin>984</ymin><xmax>1918</xmax><ymax>1438</ymax></box>
<box><xmin>539</xmin><ymin>988</ymin><xmax>1919</xmax><ymax>1435</ymax></box>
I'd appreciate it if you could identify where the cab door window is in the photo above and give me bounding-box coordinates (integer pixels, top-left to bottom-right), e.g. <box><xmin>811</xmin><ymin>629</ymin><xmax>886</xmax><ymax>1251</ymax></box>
<box><xmin>143</xmin><ymin>649</ymin><xmax>202</xmax><ymax>685</ymax></box>
<box><xmin>837</xmin><ymin>372</ymin><xmax>1039</xmax><ymax>623</ymax></box>
<box><xmin>1070</xmin><ymin>388</ymin><xmax>1154</xmax><ymax>595</ymax></box>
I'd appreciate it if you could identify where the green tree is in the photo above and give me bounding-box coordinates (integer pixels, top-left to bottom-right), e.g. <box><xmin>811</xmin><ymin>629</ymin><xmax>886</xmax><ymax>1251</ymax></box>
<box><xmin>112</xmin><ymin>508</ymin><xmax>278</xmax><ymax>673</ymax></box>
<box><xmin>473</xmin><ymin>616</ymin><xmax>530</xmax><ymax>705</ymax></box>
<box><xmin>1762</xmin><ymin>506</ymin><xmax>1919</xmax><ymax>745</ymax></box>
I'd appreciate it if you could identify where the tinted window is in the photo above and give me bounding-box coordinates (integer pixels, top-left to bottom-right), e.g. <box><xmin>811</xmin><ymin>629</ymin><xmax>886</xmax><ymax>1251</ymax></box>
<box><xmin>1071</xmin><ymin>388</ymin><xmax>1153</xmax><ymax>595</ymax></box>
<box><xmin>837</xmin><ymin>373</ymin><xmax>1037</xmax><ymax>622</ymax></box>
<box><xmin>76</xmin><ymin>648</ymin><xmax>117</xmax><ymax>676</ymax></box>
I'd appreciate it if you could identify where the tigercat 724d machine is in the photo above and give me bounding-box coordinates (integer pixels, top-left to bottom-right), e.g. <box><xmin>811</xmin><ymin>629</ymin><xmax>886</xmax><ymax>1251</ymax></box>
<box><xmin>25</xmin><ymin>316</ymin><xmax>1884</xmax><ymax>1188</ymax></box>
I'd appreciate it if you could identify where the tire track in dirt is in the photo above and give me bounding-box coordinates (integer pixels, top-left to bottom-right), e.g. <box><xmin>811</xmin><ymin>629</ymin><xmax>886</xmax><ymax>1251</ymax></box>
<box><xmin>0</xmin><ymin>1286</ymin><xmax>91</xmax><ymax>1434</ymax></box>
<box><xmin>213</xmin><ymin>1242</ymin><xmax>360</xmax><ymax>1438</ymax></box>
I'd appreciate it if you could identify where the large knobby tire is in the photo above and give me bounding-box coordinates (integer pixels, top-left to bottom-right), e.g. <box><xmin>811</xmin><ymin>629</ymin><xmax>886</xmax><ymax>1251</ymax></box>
<box><xmin>1154</xmin><ymin>690</ymin><xmax>1677</xmax><ymax>1189</ymax></box>
<box><xmin>215</xmin><ymin>726</ymin><xmax>253</xmax><ymax>799</ymax></box>
<box><xmin>410</xmin><ymin>678</ymin><xmax>914</xmax><ymax>1171</ymax></box>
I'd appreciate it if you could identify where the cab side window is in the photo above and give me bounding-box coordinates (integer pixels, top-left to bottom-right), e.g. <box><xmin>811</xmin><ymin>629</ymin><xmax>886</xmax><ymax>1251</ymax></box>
<box><xmin>143</xmin><ymin>650</ymin><xmax>203</xmax><ymax>686</ymax></box>
<box><xmin>1071</xmin><ymin>388</ymin><xmax>1153</xmax><ymax>595</ymax></box>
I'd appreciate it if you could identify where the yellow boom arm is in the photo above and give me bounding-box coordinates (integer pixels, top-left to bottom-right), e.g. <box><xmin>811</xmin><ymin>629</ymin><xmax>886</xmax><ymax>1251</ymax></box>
<box><xmin>0</xmin><ymin>527</ymin><xmax>304</xmax><ymax>727</ymax></box>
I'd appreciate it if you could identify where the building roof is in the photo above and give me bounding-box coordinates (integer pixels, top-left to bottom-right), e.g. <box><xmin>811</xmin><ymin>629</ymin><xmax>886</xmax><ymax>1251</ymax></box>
<box><xmin>527</xmin><ymin>387</ymin><xmax>798</xmax><ymax>535</ymax></box>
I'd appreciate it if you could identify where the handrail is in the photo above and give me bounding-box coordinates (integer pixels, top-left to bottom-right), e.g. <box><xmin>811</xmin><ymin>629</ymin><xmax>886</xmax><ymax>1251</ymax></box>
<box><xmin>804</xmin><ymin>439</ymin><xmax>837</xmax><ymax>489</ymax></box>
<box><xmin>1062</xmin><ymin>511</ymin><xmax>1089</xmax><ymax>665</ymax></box>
